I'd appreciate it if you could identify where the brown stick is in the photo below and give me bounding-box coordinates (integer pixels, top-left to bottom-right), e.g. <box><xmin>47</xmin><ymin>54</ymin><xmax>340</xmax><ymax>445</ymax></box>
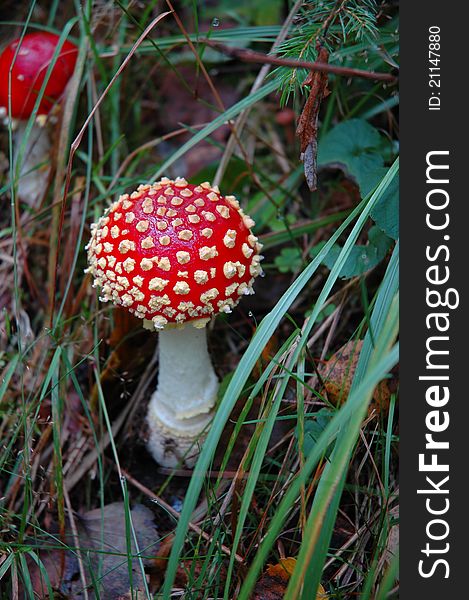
<box><xmin>120</xmin><ymin>467</ymin><xmax>244</xmax><ymax>563</ymax></box>
<box><xmin>201</xmin><ymin>40</ymin><xmax>396</xmax><ymax>82</ymax></box>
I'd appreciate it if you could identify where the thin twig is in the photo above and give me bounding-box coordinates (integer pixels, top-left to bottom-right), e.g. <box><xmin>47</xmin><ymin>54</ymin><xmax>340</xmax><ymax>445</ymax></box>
<box><xmin>120</xmin><ymin>468</ymin><xmax>244</xmax><ymax>564</ymax></box>
<box><xmin>202</xmin><ymin>40</ymin><xmax>396</xmax><ymax>82</ymax></box>
<box><xmin>317</xmin><ymin>0</ymin><xmax>349</xmax><ymax>41</ymax></box>
<box><xmin>63</xmin><ymin>486</ymin><xmax>90</xmax><ymax>600</ymax></box>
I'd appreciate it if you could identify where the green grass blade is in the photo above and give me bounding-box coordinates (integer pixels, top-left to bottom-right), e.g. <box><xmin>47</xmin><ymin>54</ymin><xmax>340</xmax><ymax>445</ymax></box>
<box><xmin>384</xmin><ymin>393</ymin><xmax>396</xmax><ymax>500</ymax></box>
<box><xmin>294</xmin><ymin>238</ymin><xmax>399</xmax><ymax>597</ymax></box>
<box><xmin>0</xmin><ymin>355</ymin><xmax>19</xmax><ymax>404</ymax></box>
<box><xmin>163</xmin><ymin>158</ymin><xmax>398</xmax><ymax>597</ymax></box>
<box><xmin>223</xmin><ymin>341</ymin><xmax>301</xmax><ymax>598</ymax></box>
<box><xmin>0</xmin><ymin>553</ymin><xmax>14</xmax><ymax>580</ymax></box>
<box><xmin>151</xmin><ymin>80</ymin><xmax>278</xmax><ymax>181</ymax></box>
<box><xmin>354</xmin><ymin>240</ymin><xmax>399</xmax><ymax>387</ymax></box>
<box><xmin>27</xmin><ymin>550</ymin><xmax>54</xmax><ymax>600</ymax></box>
<box><xmin>238</xmin><ymin>343</ymin><xmax>399</xmax><ymax>599</ymax></box>
<box><xmin>17</xmin><ymin>551</ymin><xmax>35</xmax><ymax>599</ymax></box>
<box><xmin>375</xmin><ymin>553</ymin><xmax>399</xmax><ymax>600</ymax></box>
<box><xmin>93</xmin><ymin>371</ymin><xmax>151</xmax><ymax>600</ymax></box>
<box><xmin>285</xmin><ymin>296</ymin><xmax>399</xmax><ymax>599</ymax></box>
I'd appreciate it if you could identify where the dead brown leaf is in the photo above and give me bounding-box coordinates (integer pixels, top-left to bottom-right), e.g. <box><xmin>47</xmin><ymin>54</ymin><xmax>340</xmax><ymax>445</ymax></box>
<box><xmin>318</xmin><ymin>340</ymin><xmax>394</xmax><ymax>415</ymax></box>
<box><xmin>150</xmin><ymin>534</ymin><xmax>227</xmax><ymax>597</ymax></box>
<box><xmin>253</xmin><ymin>557</ymin><xmax>328</xmax><ymax>599</ymax></box>
<box><xmin>296</xmin><ymin>47</ymin><xmax>330</xmax><ymax>192</ymax></box>
<box><xmin>149</xmin><ymin>534</ymin><xmax>174</xmax><ymax>590</ymax></box>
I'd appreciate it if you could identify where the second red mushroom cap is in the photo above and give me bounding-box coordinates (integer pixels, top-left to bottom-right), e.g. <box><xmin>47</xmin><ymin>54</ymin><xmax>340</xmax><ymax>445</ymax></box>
<box><xmin>0</xmin><ymin>32</ymin><xmax>78</xmax><ymax>119</ymax></box>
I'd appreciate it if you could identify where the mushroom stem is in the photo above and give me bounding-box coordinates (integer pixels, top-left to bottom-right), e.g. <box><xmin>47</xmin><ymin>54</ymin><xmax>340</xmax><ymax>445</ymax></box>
<box><xmin>13</xmin><ymin>120</ymin><xmax>51</xmax><ymax>208</ymax></box>
<box><xmin>146</xmin><ymin>325</ymin><xmax>219</xmax><ymax>467</ymax></box>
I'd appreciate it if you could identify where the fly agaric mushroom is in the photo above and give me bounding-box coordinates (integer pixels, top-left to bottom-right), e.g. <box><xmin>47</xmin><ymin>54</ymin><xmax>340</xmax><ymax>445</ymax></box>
<box><xmin>0</xmin><ymin>32</ymin><xmax>78</xmax><ymax>206</ymax></box>
<box><xmin>86</xmin><ymin>178</ymin><xmax>263</xmax><ymax>467</ymax></box>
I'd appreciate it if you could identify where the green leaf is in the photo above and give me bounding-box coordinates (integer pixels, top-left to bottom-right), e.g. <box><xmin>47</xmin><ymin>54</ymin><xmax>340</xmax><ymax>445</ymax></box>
<box><xmin>269</xmin><ymin>213</ymin><xmax>296</xmax><ymax>232</ymax></box>
<box><xmin>311</xmin><ymin>225</ymin><xmax>393</xmax><ymax>279</ymax></box>
<box><xmin>304</xmin><ymin>302</ymin><xmax>336</xmax><ymax>324</ymax></box>
<box><xmin>301</xmin><ymin>408</ymin><xmax>335</xmax><ymax>458</ymax></box>
<box><xmin>370</xmin><ymin>172</ymin><xmax>399</xmax><ymax>239</ymax></box>
<box><xmin>274</xmin><ymin>247</ymin><xmax>303</xmax><ymax>273</ymax></box>
<box><xmin>318</xmin><ymin>119</ymin><xmax>399</xmax><ymax>239</ymax></box>
<box><xmin>318</xmin><ymin>119</ymin><xmax>385</xmax><ymax>195</ymax></box>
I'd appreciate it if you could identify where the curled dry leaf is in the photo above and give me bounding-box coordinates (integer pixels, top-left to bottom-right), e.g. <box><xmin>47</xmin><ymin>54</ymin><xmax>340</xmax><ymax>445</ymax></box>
<box><xmin>318</xmin><ymin>340</ymin><xmax>393</xmax><ymax>415</ymax></box>
<box><xmin>73</xmin><ymin>502</ymin><xmax>159</xmax><ymax>599</ymax></box>
<box><xmin>296</xmin><ymin>47</ymin><xmax>330</xmax><ymax>191</ymax></box>
<box><xmin>253</xmin><ymin>557</ymin><xmax>328</xmax><ymax>600</ymax></box>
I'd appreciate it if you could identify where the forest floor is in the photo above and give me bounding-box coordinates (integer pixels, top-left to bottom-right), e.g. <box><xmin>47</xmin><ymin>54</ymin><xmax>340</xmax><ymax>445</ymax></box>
<box><xmin>0</xmin><ymin>1</ymin><xmax>399</xmax><ymax>598</ymax></box>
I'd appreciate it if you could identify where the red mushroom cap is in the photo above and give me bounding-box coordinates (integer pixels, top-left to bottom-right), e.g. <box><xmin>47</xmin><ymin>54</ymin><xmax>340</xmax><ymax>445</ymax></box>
<box><xmin>0</xmin><ymin>32</ymin><xmax>78</xmax><ymax>119</ymax></box>
<box><xmin>86</xmin><ymin>178</ymin><xmax>263</xmax><ymax>329</ymax></box>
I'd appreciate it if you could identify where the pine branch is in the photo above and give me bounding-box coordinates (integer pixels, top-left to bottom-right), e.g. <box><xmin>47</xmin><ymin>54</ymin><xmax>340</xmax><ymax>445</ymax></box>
<box><xmin>272</xmin><ymin>0</ymin><xmax>382</xmax><ymax>103</ymax></box>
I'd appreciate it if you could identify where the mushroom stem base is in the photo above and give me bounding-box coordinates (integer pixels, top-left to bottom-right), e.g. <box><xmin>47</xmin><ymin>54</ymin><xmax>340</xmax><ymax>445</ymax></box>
<box><xmin>146</xmin><ymin>325</ymin><xmax>218</xmax><ymax>467</ymax></box>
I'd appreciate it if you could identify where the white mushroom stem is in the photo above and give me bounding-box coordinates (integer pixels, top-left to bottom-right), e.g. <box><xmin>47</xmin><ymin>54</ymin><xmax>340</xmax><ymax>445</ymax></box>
<box><xmin>13</xmin><ymin>120</ymin><xmax>51</xmax><ymax>208</ymax></box>
<box><xmin>146</xmin><ymin>325</ymin><xmax>219</xmax><ymax>468</ymax></box>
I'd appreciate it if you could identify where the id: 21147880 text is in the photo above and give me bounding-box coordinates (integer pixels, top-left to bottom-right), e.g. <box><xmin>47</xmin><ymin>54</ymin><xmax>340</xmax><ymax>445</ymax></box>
<box><xmin>428</xmin><ymin>25</ymin><xmax>441</xmax><ymax>111</ymax></box>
